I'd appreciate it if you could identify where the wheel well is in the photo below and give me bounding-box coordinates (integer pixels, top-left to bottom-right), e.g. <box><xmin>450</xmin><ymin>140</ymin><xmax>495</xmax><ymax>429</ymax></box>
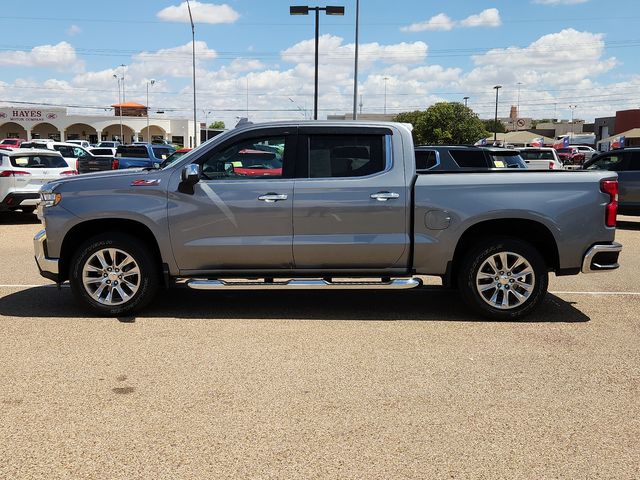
<box><xmin>448</xmin><ymin>219</ymin><xmax>559</xmax><ymax>287</ymax></box>
<box><xmin>59</xmin><ymin>219</ymin><xmax>163</xmax><ymax>282</ymax></box>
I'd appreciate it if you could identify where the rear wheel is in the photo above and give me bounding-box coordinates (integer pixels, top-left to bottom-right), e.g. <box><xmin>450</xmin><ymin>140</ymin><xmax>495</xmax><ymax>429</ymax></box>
<box><xmin>457</xmin><ymin>237</ymin><xmax>548</xmax><ymax>320</ymax></box>
<box><xmin>69</xmin><ymin>233</ymin><xmax>159</xmax><ymax>316</ymax></box>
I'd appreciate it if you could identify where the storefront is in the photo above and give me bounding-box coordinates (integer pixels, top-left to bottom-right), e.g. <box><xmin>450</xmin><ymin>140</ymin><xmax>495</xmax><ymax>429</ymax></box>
<box><xmin>0</xmin><ymin>106</ymin><xmax>197</xmax><ymax>147</ymax></box>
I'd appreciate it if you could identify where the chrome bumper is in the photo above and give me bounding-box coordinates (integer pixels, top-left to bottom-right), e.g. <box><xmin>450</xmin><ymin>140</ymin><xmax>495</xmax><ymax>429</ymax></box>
<box><xmin>581</xmin><ymin>242</ymin><xmax>622</xmax><ymax>273</ymax></box>
<box><xmin>34</xmin><ymin>229</ymin><xmax>59</xmax><ymax>278</ymax></box>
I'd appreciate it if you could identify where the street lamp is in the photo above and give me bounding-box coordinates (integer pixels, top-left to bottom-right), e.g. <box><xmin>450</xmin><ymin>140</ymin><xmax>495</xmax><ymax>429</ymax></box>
<box><xmin>383</xmin><ymin>77</ymin><xmax>389</xmax><ymax>114</ymax></box>
<box><xmin>352</xmin><ymin>0</ymin><xmax>359</xmax><ymax>120</ymax></box>
<box><xmin>463</xmin><ymin>96</ymin><xmax>469</xmax><ymax>107</ymax></box>
<box><xmin>113</xmin><ymin>74</ymin><xmax>124</xmax><ymax>142</ymax></box>
<box><xmin>493</xmin><ymin>85</ymin><xmax>502</xmax><ymax>144</ymax></box>
<box><xmin>569</xmin><ymin>104</ymin><xmax>577</xmax><ymax>135</ymax></box>
<box><xmin>290</xmin><ymin>5</ymin><xmax>345</xmax><ymax>120</ymax></box>
<box><xmin>187</xmin><ymin>0</ymin><xmax>197</xmax><ymax>147</ymax></box>
<box><xmin>203</xmin><ymin>110</ymin><xmax>212</xmax><ymax>141</ymax></box>
<box><xmin>146</xmin><ymin>79</ymin><xmax>155</xmax><ymax>143</ymax></box>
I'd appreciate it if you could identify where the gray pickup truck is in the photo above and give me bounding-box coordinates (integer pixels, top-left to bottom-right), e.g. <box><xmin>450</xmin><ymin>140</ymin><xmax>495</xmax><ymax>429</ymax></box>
<box><xmin>34</xmin><ymin>121</ymin><xmax>622</xmax><ymax>320</ymax></box>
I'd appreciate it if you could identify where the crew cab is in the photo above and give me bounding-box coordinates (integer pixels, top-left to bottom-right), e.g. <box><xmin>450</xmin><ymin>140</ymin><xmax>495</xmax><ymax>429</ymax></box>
<box><xmin>34</xmin><ymin>121</ymin><xmax>622</xmax><ymax>320</ymax></box>
<box><xmin>113</xmin><ymin>144</ymin><xmax>175</xmax><ymax>169</ymax></box>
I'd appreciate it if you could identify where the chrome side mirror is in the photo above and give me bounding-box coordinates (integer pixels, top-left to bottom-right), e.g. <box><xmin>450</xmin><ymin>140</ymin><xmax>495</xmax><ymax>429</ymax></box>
<box><xmin>181</xmin><ymin>164</ymin><xmax>200</xmax><ymax>185</ymax></box>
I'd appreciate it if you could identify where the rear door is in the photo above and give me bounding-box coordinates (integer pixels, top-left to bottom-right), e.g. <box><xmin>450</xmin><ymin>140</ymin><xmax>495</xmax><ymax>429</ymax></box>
<box><xmin>621</xmin><ymin>151</ymin><xmax>640</xmax><ymax>210</ymax></box>
<box><xmin>292</xmin><ymin>126</ymin><xmax>409</xmax><ymax>270</ymax></box>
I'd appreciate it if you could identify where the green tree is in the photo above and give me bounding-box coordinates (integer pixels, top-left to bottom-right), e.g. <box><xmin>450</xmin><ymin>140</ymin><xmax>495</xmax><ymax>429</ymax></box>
<box><xmin>482</xmin><ymin>119</ymin><xmax>506</xmax><ymax>134</ymax></box>
<box><xmin>395</xmin><ymin>102</ymin><xmax>488</xmax><ymax>145</ymax></box>
<box><xmin>208</xmin><ymin>120</ymin><xmax>225</xmax><ymax>129</ymax></box>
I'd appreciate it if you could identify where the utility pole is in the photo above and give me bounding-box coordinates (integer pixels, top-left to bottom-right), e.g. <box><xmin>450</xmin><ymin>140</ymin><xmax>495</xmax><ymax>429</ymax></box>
<box><xmin>120</xmin><ymin>64</ymin><xmax>127</xmax><ymax>102</ymax></box>
<box><xmin>383</xmin><ymin>77</ymin><xmax>389</xmax><ymax>114</ymax></box>
<box><xmin>493</xmin><ymin>85</ymin><xmax>502</xmax><ymax>144</ymax></box>
<box><xmin>113</xmin><ymin>74</ymin><xmax>124</xmax><ymax>142</ymax></box>
<box><xmin>352</xmin><ymin>0</ymin><xmax>359</xmax><ymax>120</ymax></box>
<box><xmin>187</xmin><ymin>0</ymin><xmax>197</xmax><ymax>147</ymax></box>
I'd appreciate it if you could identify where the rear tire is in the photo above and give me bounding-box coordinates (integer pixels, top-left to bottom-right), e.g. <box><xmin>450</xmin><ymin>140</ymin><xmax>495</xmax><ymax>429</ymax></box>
<box><xmin>69</xmin><ymin>233</ymin><xmax>159</xmax><ymax>316</ymax></box>
<box><xmin>457</xmin><ymin>237</ymin><xmax>548</xmax><ymax>320</ymax></box>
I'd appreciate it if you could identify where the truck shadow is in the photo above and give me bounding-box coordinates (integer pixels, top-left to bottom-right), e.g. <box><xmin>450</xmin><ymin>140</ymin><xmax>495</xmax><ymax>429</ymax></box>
<box><xmin>0</xmin><ymin>286</ymin><xmax>590</xmax><ymax>323</ymax></box>
<box><xmin>0</xmin><ymin>211</ymin><xmax>40</xmax><ymax>225</ymax></box>
<box><xmin>617</xmin><ymin>219</ymin><xmax>640</xmax><ymax>231</ymax></box>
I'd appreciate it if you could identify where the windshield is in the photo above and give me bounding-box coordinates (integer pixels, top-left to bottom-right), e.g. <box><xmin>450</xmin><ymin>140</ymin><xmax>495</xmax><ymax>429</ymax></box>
<box><xmin>10</xmin><ymin>154</ymin><xmax>68</xmax><ymax>168</ymax></box>
<box><xmin>520</xmin><ymin>150</ymin><xmax>554</xmax><ymax>160</ymax></box>
<box><xmin>488</xmin><ymin>153</ymin><xmax>527</xmax><ymax>168</ymax></box>
<box><xmin>1</xmin><ymin>139</ymin><xmax>19</xmax><ymax>145</ymax></box>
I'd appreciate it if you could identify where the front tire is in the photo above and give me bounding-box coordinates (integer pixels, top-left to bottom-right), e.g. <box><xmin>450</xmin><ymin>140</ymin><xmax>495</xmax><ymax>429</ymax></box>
<box><xmin>457</xmin><ymin>237</ymin><xmax>548</xmax><ymax>320</ymax></box>
<box><xmin>69</xmin><ymin>233</ymin><xmax>159</xmax><ymax>316</ymax></box>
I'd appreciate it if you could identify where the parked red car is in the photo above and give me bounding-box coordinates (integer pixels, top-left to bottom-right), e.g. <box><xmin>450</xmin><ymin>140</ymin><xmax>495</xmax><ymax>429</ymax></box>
<box><xmin>555</xmin><ymin>147</ymin><xmax>586</xmax><ymax>166</ymax></box>
<box><xmin>231</xmin><ymin>149</ymin><xmax>283</xmax><ymax>177</ymax></box>
<box><xmin>0</xmin><ymin>138</ymin><xmax>26</xmax><ymax>150</ymax></box>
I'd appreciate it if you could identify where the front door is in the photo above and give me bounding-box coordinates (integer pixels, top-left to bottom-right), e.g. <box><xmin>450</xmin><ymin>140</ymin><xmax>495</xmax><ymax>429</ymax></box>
<box><xmin>292</xmin><ymin>127</ymin><xmax>410</xmax><ymax>270</ymax></box>
<box><xmin>168</xmin><ymin>128</ymin><xmax>296</xmax><ymax>272</ymax></box>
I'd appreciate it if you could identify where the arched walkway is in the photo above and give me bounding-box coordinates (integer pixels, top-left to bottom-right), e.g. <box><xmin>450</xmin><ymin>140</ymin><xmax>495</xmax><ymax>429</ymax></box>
<box><xmin>0</xmin><ymin>122</ymin><xmax>28</xmax><ymax>139</ymax></box>
<box><xmin>31</xmin><ymin>122</ymin><xmax>61</xmax><ymax>141</ymax></box>
<box><xmin>102</xmin><ymin>123</ymin><xmax>135</xmax><ymax>143</ymax></box>
<box><xmin>140</xmin><ymin>124</ymin><xmax>167</xmax><ymax>142</ymax></box>
<box><xmin>65</xmin><ymin>123</ymin><xmax>98</xmax><ymax>144</ymax></box>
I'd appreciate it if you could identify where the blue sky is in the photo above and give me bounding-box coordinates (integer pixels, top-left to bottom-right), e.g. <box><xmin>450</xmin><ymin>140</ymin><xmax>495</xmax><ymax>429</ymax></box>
<box><xmin>0</xmin><ymin>0</ymin><xmax>639</xmax><ymax>126</ymax></box>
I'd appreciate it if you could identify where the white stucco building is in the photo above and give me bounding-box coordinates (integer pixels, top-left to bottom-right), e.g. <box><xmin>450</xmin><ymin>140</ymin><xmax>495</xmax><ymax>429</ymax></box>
<box><xmin>0</xmin><ymin>104</ymin><xmax>197</xmax><ymax>147</ymax></box>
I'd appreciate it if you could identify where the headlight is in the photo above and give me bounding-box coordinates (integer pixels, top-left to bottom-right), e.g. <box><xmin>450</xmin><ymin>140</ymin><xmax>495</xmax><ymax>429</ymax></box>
<box><xmin>40</xmin><ymin>190</ymin><xmax>62</xmax><ymax>207</ymax></box>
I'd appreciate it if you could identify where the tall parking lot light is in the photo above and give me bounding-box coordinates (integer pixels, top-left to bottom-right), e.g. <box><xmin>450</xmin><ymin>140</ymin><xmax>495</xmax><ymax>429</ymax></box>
<box><xmin>493</xmin><ymin>85</ymin><xmax>502</xmax><ymax>144</ymax></box>
<box><xmin>146</xmin><ymin>79</ymin><xmax>155</xmax><ymax>143</ymax></box>
<box><xmin>290</xmin><ymin>5</ymin><xmax>345</xmax><ymax>120</ymax></box>
<box><xmin>113</xmin><ymin>74</ymin><xmax>124</xmax><ymax>142</ymax></box>
<box><xmin>570</xmin><ymin>104</ymin><xmax>577</xmax><ymax>135</ymax></box>
<box><xmin>187</xmin><ymin>0</ymin><xmax>198</xmax><ymax>147</ymax></box>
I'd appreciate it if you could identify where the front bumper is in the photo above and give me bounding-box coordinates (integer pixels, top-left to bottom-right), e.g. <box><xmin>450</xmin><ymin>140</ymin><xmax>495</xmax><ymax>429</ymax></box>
<box><xmin>34</xmin><ymin>229</ymin><xmax>60</xmax><ymax>282</ymax></box>
<box><xmin>581</xmin><ymin>242</ymin><xmax>622</xmax><ymax>273</ymax></box>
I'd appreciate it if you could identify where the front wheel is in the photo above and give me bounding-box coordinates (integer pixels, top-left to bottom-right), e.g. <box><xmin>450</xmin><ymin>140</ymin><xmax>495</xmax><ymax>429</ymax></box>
<box><xmin>69</xmin><ymin>233</ymin><xmax>159</xmax><ymax>316</ymax></box>
<box><xmin>457</xmin><ymin>237</ymin><xmax>548</xmax><ymax>320</ymax></box>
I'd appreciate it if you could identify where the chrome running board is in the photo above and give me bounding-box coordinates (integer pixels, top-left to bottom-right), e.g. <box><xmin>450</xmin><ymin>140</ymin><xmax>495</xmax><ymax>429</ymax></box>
<box><xmin>186</xmin><ymin>278</ymin><xmax>422</xmax><ymax>291</ymax></box>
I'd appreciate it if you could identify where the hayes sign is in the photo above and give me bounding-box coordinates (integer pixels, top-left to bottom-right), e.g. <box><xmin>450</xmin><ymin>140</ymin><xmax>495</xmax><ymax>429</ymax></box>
<box><xmin>0</xmin><ymin>109</ymin><xmax>60</xmax><ymax>123</ymax></box>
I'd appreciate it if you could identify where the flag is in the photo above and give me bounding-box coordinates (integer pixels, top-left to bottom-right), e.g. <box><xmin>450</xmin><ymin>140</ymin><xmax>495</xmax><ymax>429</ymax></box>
<box><xmin>553</xmin><ymin>136</ymin><xmax>570</xmax><ymax>149</ymax></box>
<box><xmin>530</xmin><ymin>137</ymin><xmax>544</xmax><ymax>147</ymax></box>
<box><xmin>474</xmin><ymin>138</ymin><xmax>488</xmax><ymax>146</ymax></box>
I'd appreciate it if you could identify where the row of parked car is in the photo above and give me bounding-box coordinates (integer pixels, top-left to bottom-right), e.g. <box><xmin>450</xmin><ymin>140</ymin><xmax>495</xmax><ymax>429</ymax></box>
<box><xmin>0</xmin><ymin>138</ymin><xmax>191</xmax><ymax>214</ymax></box>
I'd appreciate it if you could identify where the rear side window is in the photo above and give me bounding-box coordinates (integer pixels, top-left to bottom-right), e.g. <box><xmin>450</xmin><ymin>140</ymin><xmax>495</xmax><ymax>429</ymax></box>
<box><xmin>308</xmin><ymin>135</ymin><xmax>385</xmax><ymax>178</ymax></box>
<box><xmin>10</xmin><ymin>155</ymin><xmax>67</xmax><ymax>168</ymax></box>
<box><xmin>116</xmin><ymin>146</ymin><xmax>149</xmax><ymax>158</ymax></box>
<box><xmin>520</xmin><ymin>150</ymin><xmax>554</xmax><ymax>160</ymax></box>
<box><xmin>52</xmin><ymin>145</ymin><xmax>75</xmax><ymax>158</ymax></box>
<box><xmin>586</xmin><ymin>154</ymin><xmax>626</xmax><ymax>171</ymax></box>
<box><xmin>450</xmin><ymin>150</ymin><xmax>487</xmax><ymax>168</ymax></box>
<box><xmin>152</xmin><ymin>147</ymin><xmax>173</xmax><ymax>160</ymax></box>
<box><xmin>489</xmin><ymin>153</ymin><xmax>526</xmax><ymax>168</ymax></box>
<box><xmin>415</xmin><ymin>150</ymin><xmax>438</xmax><ymax>170</ymax></box>
<box><xmin>627</xmin><ymin>151</ymin><xmax>640</xmax><ymax>171</ymax></box>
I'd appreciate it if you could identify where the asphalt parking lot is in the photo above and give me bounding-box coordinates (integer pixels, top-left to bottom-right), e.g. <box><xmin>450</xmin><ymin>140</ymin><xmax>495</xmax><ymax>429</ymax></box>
<box><xmin>1</xmin><ymin>212</ymin><xmax>639</xmax><ymax>479</ymax></box>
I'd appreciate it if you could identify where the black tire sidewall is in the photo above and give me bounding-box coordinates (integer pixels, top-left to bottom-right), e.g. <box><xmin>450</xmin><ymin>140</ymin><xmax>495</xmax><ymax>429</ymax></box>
<box><xmin>69</xmin><ymin>233</ymin><xmax>159</xmax><ymax>316</ymax></box>
<box><xmin>458</xmin><ymin>237</ymin><xmax>548</xmax><ymax>320</ymax></box>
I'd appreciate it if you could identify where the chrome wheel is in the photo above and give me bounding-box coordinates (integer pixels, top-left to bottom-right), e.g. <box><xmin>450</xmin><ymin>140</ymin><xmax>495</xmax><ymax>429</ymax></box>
<box><xmin>475</xmin><ymin>251</ymin><xmax>535</xmax><ymax>310</ymax></box>
<box><xmin>82</xmin><ymin>248</ymin><xmax>141</xmax><ymax>306</ymax></box>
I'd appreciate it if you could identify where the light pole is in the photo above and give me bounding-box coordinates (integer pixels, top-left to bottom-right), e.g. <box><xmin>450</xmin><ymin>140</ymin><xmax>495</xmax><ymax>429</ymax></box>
<box><xmin>463</xmin><ymin>96</ymin><xmax>469</xmax><ymax>107</ymax></box>
<box><xmin>569</xmin><ymin>104</ymin><xmax>577</xmax><ymax>135</ymax></box>
<box><xmin>146</xmin><ymin>79</ymin><xmax>155</xmax><ymax>143</ymax></box>
<box><xmin>352</xmin><ymin>0</ymin><xmax>359</xmax><ymax>120</ymax></box>
<box><xmin>203</xmin><ymin>110</ymin><xmax>212</xmax><ymax>141</ymax></box>
<box><xmin>290</xmin><ymin>5</ymin><xmax>345</xmax><ymax>120</ymax></box>
<box><xmin>113</xmin><ymin>74</ymin><xmax>124</xmax><ymax>142</ymax></box>
<box><xmin>120</xmin><ymin>64</ymin><xmax>127</xmax><ymax>102</ymax></box>
<box><xmin>493</xmin><ymin>85</ymin><xmax>502</xmax><ymax>144</ymax></box>
<box><xmin>187</xmin><ymin>0</ymin><xmax>198</xmax><ymax>148</ymax></box>
<box><xmin>383</xmin><ymin>76</ymin><xmax>389</xmax><ymax>114</ymax></box>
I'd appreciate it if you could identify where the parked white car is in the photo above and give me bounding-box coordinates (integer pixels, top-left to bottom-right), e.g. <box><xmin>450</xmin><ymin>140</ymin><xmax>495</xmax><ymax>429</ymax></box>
<box><xmin>518</xmin><ymin>147</ymin><xmax>564</xmax><ymax>170</ymax></box>
<box><xmin>20</xmin><ymin>140</ymin><xmax>92</xmax><ymax>171</ymax></box>
<box><xmin>66</xmin><ymin>139</ymin><xmax>91</xmax><ymax>149</ymax></box>
<box><xmin>0</xmin><ymin>148</ymin><xmax>75</xmax><ymax>213</ymax></box>
<box><xmin>571</xmin><ymin>145</ymin><xmax>597</xmax><ymax>161</ymax></box>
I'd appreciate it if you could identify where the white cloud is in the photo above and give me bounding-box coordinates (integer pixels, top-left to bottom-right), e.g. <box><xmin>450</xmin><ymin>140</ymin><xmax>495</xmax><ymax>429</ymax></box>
<box><xmin>470</xmin><ymin>28</ymin><xmax>616</xmax><ymax>85</ymax></box>
<box><xmin>460</xmin><ymin>8</ymin><xmax>502</xmax><ymax>28</ymax></box>
<box><xmin>282</xmin><ymin>35</ymin><xmax>428</xmax><ymax>67</ymax></box>
<box><xmin>157</xmin><ymin>1</ymin><xmax>239</xmax><ymax>24</ymax></box>
<box><xmin>132</xmin><ymin>41</ymin><xmax>217</xmax><ymax>78</ymax></box>
<box><xmin>0</xmin><ymin>42</ymin><xmax>83</xmax><ymax>72</ymax></box>
<box><xmin>533</xmin><ymin>0</ymin><xmax>589</xmax><ymax>5</ymax></box>
<box><xmin>66</xmin><ymin>24</ymin><xmax>81</xmax><ymax>36</ymax></box>
<box><xmin>401</xmin><ymin>13</ymin><xmax>455</xmax><ymax>32</ymax></box>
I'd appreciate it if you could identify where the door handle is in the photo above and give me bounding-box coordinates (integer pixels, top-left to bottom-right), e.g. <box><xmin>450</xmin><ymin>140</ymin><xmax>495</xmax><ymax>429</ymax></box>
<box><xmin>258</xmin><ymin>193</ymin><xmax>288</xmax><ymax>202</ymax></box>
<box><xmin>370</xmin><ymin>191</ymin><xmax>400</xmax><ymax>201</ymax></box>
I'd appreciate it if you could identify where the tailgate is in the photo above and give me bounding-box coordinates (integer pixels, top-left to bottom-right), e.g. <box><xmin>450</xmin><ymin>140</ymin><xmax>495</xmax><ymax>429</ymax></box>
<box><xmin>79</xmin><ymin>157</ymin><xmax>113</xmax><ymax>174</ymax></box>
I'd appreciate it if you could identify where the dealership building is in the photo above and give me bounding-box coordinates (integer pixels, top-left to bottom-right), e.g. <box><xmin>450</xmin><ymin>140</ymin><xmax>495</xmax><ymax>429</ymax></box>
<box><xmin>0</xmin><ymin>103</ymin><xmax>198</xmax><ymax>147</ymax></box>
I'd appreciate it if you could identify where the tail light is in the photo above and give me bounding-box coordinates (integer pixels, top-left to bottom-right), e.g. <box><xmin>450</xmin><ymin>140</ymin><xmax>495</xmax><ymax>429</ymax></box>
<box><xmin>111</xmin><ymin>159</ymin><xmax>119</xmax><ymax>170</ymax></box>
<box><xmin>60</xmin><ymin>170</ymin><xmax>77</xmax><ymax>175</ymax></box>
<box><xmin>600</xmin><ymin>179</ymin><xmax>618</xmax><ymax>227</ymax></box>
<box><xmin>549</xmin><ymin>161</ymin><xmax>555</xmax><ymax>170</ymax></box>
<box><xmin>0</xmin><ymin>170</ymin><xmax>31</xmax><ymax>177</ymax></box>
